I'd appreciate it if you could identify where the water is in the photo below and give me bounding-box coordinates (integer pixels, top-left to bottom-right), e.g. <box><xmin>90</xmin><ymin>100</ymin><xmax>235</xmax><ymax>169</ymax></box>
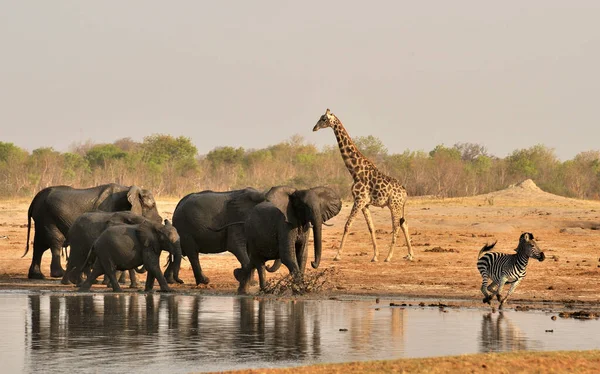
<box><xmin>0</xmin><ymin>292</ymin><xmax>599</xmax><ymax>373</ymax></box>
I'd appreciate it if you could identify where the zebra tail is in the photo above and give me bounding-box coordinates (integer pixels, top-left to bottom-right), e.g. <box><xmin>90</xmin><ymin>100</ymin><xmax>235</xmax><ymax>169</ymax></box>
<box><xmin>478</xmin><ymin>241</ymin><xmax>498</xmax><ymax>259</ymax></box>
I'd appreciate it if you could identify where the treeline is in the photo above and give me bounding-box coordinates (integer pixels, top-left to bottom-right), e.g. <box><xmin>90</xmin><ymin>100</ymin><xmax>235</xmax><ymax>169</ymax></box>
<box><xmin>1</xmin><ymin>134</ymin><xmax>599</xmax><ymax>200</ymax></box>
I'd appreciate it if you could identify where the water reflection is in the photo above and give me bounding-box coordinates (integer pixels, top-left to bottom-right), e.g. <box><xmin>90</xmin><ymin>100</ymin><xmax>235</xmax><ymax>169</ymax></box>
<box><xmin>479</xmin><ymin>312</ymin><xmax>537</xmax><ymax>353</ymax></box>
<box><xmin>4</xmin><ymin>293</ymin><xmax>597</xmax><ymax>373</ymax></box>
<box><xmin>24</xmin><ymin>294</ymin><xmax>407</xmax><ymax>372</ymax></box>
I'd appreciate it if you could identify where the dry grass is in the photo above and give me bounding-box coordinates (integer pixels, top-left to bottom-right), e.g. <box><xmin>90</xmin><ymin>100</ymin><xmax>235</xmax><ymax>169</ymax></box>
<box><xmin>224</xmin><ymin>350</ymin><xmax>600</xmax><ymax>374</ymax></box>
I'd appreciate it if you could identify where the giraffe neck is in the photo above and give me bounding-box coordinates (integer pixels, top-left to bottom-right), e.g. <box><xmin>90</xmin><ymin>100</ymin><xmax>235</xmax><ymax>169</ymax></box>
<box><xmin>331</xmin><ymin>121</ymin><xmax>375</xmax><ymax>180</ymax></box>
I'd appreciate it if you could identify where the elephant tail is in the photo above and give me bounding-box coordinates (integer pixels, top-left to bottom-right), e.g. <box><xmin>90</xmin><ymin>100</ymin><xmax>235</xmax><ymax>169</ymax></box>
<box><xmin>266</xmin><ymin>259</ymin><xmax>282</xmax><ymax>272</ymax></box>
<box><xmin>22</xmin><ymin>196</ymin><xmax>36</xmax><ymax>258</ymax></box>
<box><xmin>207</xmin><ymin>221</ymin><xmax>245</xmax><ymax>232</ymax></box>
<box><xmin>23</xmin><ymin>187</ymin><xmax>52</xmax><ymax>258</ymax></box>
<box><xmin>135</xmin><ymin>265</ymin><xmax>146</xmax><ymax>274</ymax></box>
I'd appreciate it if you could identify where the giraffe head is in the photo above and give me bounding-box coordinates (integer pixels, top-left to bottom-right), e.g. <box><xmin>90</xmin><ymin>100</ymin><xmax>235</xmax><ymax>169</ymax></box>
<box><xmin>313</xmin><ymin>108</ymin><xmax>338</xmax><ymax>132</ymax></box>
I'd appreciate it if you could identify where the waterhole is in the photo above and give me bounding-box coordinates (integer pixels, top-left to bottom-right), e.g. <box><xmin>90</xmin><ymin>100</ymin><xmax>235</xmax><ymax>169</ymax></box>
<box><xmin>0</xmin><ymin>292</ymin><xmax>598</xmax><ymax>373</ymax></box>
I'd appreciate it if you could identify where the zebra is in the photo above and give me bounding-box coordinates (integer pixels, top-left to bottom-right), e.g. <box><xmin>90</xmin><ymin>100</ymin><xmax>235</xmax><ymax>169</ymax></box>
<box><xmin>477</xmin><ymin>232</ymin><xmax>545</xmax><ymax>309</ymax></box>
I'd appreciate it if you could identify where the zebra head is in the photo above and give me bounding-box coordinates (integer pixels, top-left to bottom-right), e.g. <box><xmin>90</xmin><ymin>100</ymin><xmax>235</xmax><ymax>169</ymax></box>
<box><xmin>518</xmin><ymin>232</ymin><xmax>545</xmax><ymax>262</ymax></box>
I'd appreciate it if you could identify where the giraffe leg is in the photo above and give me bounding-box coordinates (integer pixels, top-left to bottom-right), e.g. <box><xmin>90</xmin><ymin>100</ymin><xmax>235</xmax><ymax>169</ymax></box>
<box><xmin>385</xmin><ymin>206</ymin><xmax>402</xmax><ymax>262</ymax></box>
<box><xmin>399</xmin><ymin>217</ymin><xmax>413</xmax><ymax>261</ymax></box>
<box><xmin>361</xmin><ymin>207</ymin><xmax>379</xmax><ymax>262</ymax></box>
<box><xmin>334</xmin><ymin>201</ymin><xmax>364</xmax><ymax>261</ymax></box>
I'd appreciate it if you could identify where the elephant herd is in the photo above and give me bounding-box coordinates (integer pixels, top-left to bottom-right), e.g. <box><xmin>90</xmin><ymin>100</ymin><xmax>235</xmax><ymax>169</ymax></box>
<box><xmin>24</xmin><ymin>183</ymin><xmax>342</xmax><ymax>294</ymax></box>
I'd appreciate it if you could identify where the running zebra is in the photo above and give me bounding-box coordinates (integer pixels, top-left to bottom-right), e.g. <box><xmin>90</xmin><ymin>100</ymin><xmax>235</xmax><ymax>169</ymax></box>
<box><xmin>477</xmin><ymin>232</ymin><xmax>545</xmax><ymax>309</ymax></box>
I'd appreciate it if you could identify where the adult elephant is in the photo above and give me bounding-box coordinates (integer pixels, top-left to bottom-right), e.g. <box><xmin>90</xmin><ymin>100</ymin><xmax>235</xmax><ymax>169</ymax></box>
<box><xmin>24</xmin><ymin>184</ymin><xmax>162</xmax><ymax>279</ymax></box>
<box><xmin>78</xmin><ymin>220</ymin><xmax>181</xmax><ymax>293</ymax></box>
<box><xmin>60</xmin><ymin>211</ymin><xmax>155</xmax><ymax>287</ymax></box>
<box><xmin>166</xmin><ymin>188</ymin><xmax>266</xmax><ymax>285</ymax></box>
<box><xmin>235</xmin><ymin>186</ymin><xmax>342</xmax><ymax>295</ymax></box>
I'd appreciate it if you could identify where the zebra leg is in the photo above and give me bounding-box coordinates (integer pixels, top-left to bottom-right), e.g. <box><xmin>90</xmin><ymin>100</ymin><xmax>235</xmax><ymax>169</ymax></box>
<box><xmin>495</xmin><ymin>278</ymin><xmax>508</xmax><ymax>309</ymax></box>
<box><xmin>481</xmin><ymin>276</ymin><xmax>493</xmax><ymax>303</ymax></box>
<box><xmin>499</xmin><ymin>279</ymin><xmax>522</xmax><ymax>309</ymax></box>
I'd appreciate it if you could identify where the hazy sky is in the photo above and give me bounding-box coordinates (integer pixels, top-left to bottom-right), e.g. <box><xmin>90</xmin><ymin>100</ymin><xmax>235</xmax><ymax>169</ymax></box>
<box><xmin>1</xmin><ymin>1</ymin><xmax>599</xmax><ymax>160</ymax></box>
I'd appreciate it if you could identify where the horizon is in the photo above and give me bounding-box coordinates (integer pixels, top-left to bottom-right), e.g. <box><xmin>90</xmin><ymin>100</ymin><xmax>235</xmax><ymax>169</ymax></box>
<box><xmin>1</xmin><ymin>2</ymin><xmax>599</xmax><ymax>161</ymax></box>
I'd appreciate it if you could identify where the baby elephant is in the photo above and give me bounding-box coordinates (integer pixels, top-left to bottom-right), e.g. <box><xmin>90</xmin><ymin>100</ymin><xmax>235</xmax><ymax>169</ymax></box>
<box><xmin>61</xmin><ymin>211</ymin><xmax>149</xmax><ymax>287</ymax></box>
<box><xmin>79</xmin><ymin>220</ymin><xmax>182</xmax><ymax>292</ymax></box>
<box><xmin>477</xmin><ymin>232</ymin><xmax>545</xmax><ymax>309</ymax></box>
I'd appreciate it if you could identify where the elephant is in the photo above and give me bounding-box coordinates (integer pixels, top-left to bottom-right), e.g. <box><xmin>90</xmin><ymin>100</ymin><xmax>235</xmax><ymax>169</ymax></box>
<box><xmin>166</xmin><ymin>187</ymin><xmax>267</xmax><ymax>285</ymax></box>
<box><xmin>60</xmin><ymin>211</ymin><xmax>153</xmax><ymax>287</ymax></box>
<box><xmin>235</xmin><ymin>186</ymin><xmax>342</xmax><ymax>295</ymax></box>
<box><xmin>78</xmin><ymin>220</ymin><xmax>182</xmax><ymax>293</ymax></box>
<box><xmin>23</xmin><ymin>183</ymin><xmax>162</xmax><ymax>279</ymax></box>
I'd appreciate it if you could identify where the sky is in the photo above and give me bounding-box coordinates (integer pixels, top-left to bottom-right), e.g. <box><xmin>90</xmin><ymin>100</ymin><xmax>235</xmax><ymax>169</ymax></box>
<box><xmin>0</xmin><ymin>1</ymin><xmax>599</xmax><ymax>160</ymax></box>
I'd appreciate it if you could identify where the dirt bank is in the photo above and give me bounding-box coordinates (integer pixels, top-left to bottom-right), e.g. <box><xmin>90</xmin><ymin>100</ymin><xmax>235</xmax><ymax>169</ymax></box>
<box><xmin>2</xmin><ymin>180</ymin><xmax>600</xmax><ymax>312</ymax></box>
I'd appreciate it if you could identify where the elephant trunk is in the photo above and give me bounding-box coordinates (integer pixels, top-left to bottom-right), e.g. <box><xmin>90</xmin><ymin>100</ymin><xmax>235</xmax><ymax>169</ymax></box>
<box><xmin>311</xmin><ymin>217</ymin><xmax>323</xmax><ymax>269</ymax></box>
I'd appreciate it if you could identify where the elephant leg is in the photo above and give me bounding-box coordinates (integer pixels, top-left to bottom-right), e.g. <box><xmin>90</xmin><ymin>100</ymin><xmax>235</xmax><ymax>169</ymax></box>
<box><xmin>99</xmin><ymin>257</ymin><xmax>122</xmax><ymax>293</ymax></box>
<box><xmin>229</xmin><ymin>233</ymin><xmax>257</xmax><ymax>286</ymax></box>
<box><xmin>235</xmin><ymin>265</ymin><xmax>253</xmax><ymax>295</ymax></box>
<box><xmin>236</xmin><ymin>244</ymin><xmax>256</xmax><ymax>296</ymax></box>
<box><xmin>128</xmin><ymin>269</ymin><xmax>139</xmax><ymax>288</ymax></box>
<box><xmin>118</xmin><ymin>270</ymin><xmax>127</xmax><ymax>284</ymax></box>
<box><xmin>256</xmin><ymin>261</ymin><xmax>267</xmax><ymax>292</ymax></box>
<box><xmin>145</xmin><ymin>272</ymin><xmax>156</xmax><ymax>292</ymax></box>
<box><xmin>60</xmin><ymin>262</ymin><xmax>75</xmax><ymax>285</ymax></box>
<box><xmin>28</xmin><ymin>230</ymin><xmax>49</xmax><ymax>279</ymax></box>
<box><xmin>143</xmin><ymin>250</ymin><xmax>171</xmax><ymax>292</ymax></box>
<box><xmin>46</xmin><ymin>225</ymin><xmax>66</xmax><ymax>278</ymax></box>
<box><xmin>183</xmin><ymin>235</ymin><xmax>209</xmax><ymax>285</ymax></box>
<box><xmin>78</xmin><ymin>259</ymin><xmax>104</xmax><ymax>291</ymax></box>
<box><xmin>49</xmin><ymin>243</ymin><xmax>65</xmax><ymax>278</ymax></box>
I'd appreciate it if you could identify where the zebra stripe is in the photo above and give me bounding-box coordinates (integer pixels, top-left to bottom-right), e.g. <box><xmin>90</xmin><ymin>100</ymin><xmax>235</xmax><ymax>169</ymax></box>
<box><xmin>477</xmin><ymin>232</ymin><xmax>545</xmax><ymax>308</ymax></box>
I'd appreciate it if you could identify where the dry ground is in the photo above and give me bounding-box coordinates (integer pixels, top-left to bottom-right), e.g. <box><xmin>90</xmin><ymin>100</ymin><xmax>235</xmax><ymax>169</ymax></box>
<box><xmin>1</xmin><ymin>180</ymin><xmax>600</xmax><ymax>312</ymax></box>
<box><xmin>224</xmin><ymin>350</ymin><xmax>600</xmax><ymax>374</ymax></box>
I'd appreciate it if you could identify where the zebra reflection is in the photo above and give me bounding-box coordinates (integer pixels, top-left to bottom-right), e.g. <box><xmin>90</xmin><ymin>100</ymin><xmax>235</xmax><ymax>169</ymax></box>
<box><xmin>479</xmin><ymin>312</ymin><xmax>528</xmax><ymax>353</ymax></box>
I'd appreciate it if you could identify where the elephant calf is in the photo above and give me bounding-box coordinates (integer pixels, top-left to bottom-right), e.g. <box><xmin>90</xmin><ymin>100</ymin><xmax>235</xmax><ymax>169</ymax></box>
<box><xmin>61</xmin><ymin>211</ymin><xmax>150</xmax><ymax>287</ymax></box>
<box><xmin>235</xmin><ymin>186</ymin><xmax>342</xmax><ymax>294</ymax></box>
<box><xmin>79</xmin><ymin>220</ymin><xmax>182</xmax><ymax>293</ymax></box>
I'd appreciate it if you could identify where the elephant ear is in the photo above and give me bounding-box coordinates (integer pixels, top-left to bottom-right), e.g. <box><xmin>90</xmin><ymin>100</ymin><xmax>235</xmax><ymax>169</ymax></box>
<box><xmin>267</xmin><ymin>186</ymin><xmax>298</xmax><ymax>225</ymax></box>
<box><xmin>310</xmin><ymin>186</ymin><xmax>342</xmax><ymax>222</ymax></box>
<box><xmin>136</xmin><ymin>221</ymin><xmax>161</xmax><ymax>255</ymax></box>
<box><xmin>140</xmin><ymin>189</ymin><xmax>157</xmax><ymax>209</ymax></box>
<box><xmin>127</xmin><ymin>186</ymin><xmax>143</xmax><ymax>215</ymax></box>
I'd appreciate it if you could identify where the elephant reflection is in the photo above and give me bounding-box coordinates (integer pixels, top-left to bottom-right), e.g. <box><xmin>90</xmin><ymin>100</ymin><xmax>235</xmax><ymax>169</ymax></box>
<box><xmin>25</xmin><ymin>294</ymin><xmax>324</xmax><ymax>370</ymax></box>
<box><xmin>479</xmin><ymin>312</ymin><xmax>528</xmax><ymax>352</ymax></box>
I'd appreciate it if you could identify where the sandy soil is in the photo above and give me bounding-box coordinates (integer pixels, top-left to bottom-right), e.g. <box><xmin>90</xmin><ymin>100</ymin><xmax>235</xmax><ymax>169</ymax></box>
<box><xmin>1</xmin><ymin>180</ymin><xmax>599</xmax><ymax>312</ymax></box>
<box><xmin>226</xmin><ymin>350</ymin><xmax>600</xmax><ymax>374</ymax></box>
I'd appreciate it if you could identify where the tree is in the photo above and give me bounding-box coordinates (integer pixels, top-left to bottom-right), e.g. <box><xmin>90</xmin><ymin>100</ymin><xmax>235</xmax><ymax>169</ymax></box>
<box><xmin>85</xmin><ymin>144</ymin><xmax>127</xmax><ymax>168</ymax></box>
<box><xmin>506</xmin><ymin>145</ymin><xmax>560</xmax><ymax>192</ymax></box>
<box><xmin>453</xmin><ymin>142</ymin><xmax>488</xmax><ymax>161</ymax></box>
<box><xmin>355</xmin><ymin>135</ymin><xmax>388</xmax><ymax>162</ymax></box>
<box><xmin>141</xmin><ymin>134</ymin><xmax>197</xmax><ymax>166</ymax></box>
<box><xmin>206</xmin><ymin>146</ymin><xmax>245</xmax><ymax>167</ymax></box>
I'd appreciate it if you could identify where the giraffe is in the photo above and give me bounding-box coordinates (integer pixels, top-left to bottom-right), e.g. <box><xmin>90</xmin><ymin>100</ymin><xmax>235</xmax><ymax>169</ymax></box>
<box><xmin>313</xmin><ymin>109</ymin><xmax>414</xmax><ymax>262</ymax></box>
